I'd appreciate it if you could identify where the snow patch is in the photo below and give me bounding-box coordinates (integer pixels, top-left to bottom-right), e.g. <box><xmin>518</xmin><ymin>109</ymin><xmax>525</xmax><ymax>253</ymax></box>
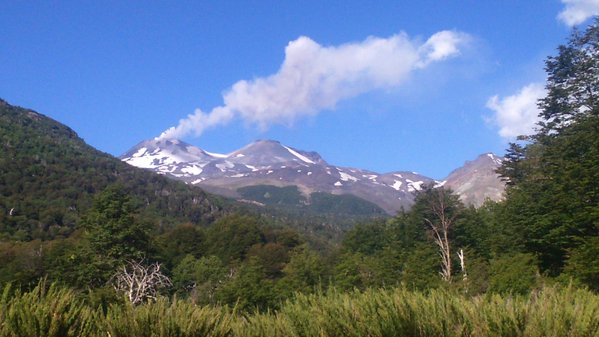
<box><xmin>334</xmin><ymin>181</ymin><xmax>343</xmax><ymax>187</ymax></box>
<box><xmin>487</xmin><ymin>153</ymin><xmax>503</xmax><ymax>165</ymax></box>
<box><xmin>181</xmin><ymin>165</ymin><xmax>203</xmax><ymax>175</ymax></box>
<box><xmin>283</xmin><ymin>145</ymin><xmax>315</xmax><ymax>164</ymax></box>
<box><xmin>434</xmin><ymin>180</ymin><xmax>447</xmax><ymax>188</ymax></box>
<box><xmin>406</xmin><ymin>179</ymin><xmax>424</xmax><ymax>192</ymax></box>
<box><xmin>132</xmin><ymin>147</ymin><xmax>148</xmax><ymax>157</ymax></box>
<box><xmin>339</xmin><ymin>171</ymin><xmax>358</xmax><ymax>182</ymax></box>
<box><xmin>307</xmin><ymin>171</ymin><xmax>312</xmax><ymax>176</ymax></box>
<box><xmin>391</xmin><ymin>180</ymin><xmax>403</xmax><ymax>191</ymax></box>
<box><xmin>205</xmin><ymin>150</ymin><xmax>228</xmax><ymax>158</ymax></box>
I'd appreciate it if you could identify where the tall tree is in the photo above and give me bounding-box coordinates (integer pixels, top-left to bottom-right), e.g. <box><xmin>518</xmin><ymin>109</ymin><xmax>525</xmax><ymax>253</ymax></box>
<box><xmin>539</xmin><ymin>20</ymin><xmax>599</xmax><ymax>134</ymax></box>
<box><xmin>82</xmin><ymin>185</ymin><xmax>151</xmax><ymax>283</ymax></box>
<box><xmin>412</xmin><ymin>186</ymin><xmax>463</xmax><ymax>282</ymax></box>
<box><xmin>499</xmin><ymin>20</ymin><xmax>599</xmax><ymax>278</ymax></box>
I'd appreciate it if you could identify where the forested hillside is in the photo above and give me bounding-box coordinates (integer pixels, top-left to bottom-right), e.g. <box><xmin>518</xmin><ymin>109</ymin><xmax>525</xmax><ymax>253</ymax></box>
<box><xmin>0</xmin><ymin>99</ymin><xmax>225</xmax><ymax>241</ymax></box>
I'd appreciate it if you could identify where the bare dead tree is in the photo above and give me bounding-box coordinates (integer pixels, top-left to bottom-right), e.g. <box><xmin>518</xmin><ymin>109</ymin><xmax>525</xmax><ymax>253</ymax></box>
<box><xmin>457</xmin><ymin>248</ymin><xmax>469</xmax><ymax>294</ymax></box>
<box><xmin>458</xmin><ymin>249</ymin><xmax>467</xmax><ymax>282</ymax></box>
<box><xmin>111</xmin><ymin>259</ymin><xmax>172</xmax><ymax>305</ymax></box>
<box><xmin>423</xmin><ymin>188</ymin><xmax>460</xmax><ymax>283</ymax></box>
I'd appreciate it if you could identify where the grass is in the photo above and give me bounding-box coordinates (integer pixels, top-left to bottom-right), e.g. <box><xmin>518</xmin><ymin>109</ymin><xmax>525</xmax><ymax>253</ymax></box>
<box><xmin>0</xmin><ymin>282</ymin><xmax>597</xmax><ymax>337</ymax></box>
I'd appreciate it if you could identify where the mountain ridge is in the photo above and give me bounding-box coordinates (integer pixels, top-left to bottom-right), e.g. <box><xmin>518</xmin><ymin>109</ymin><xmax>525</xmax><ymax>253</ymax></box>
<box><xmin>121</xmin><ymin>138</ymin><xmax>505</xmax><ymax>213</ymax></box>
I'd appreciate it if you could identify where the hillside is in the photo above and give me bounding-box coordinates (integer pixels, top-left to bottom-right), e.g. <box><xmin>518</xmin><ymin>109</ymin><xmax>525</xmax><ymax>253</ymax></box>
<box><xmin>0</xmin><ymin>99</ymin><xmax>224</xmax><ymax>241</ymax></box>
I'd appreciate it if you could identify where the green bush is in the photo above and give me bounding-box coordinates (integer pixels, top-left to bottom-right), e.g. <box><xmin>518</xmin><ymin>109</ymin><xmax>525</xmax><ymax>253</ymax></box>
<box><xmin>0</xmin><ymin>282</ymin><xmax>96</xmax><ymax>337</ymax></box>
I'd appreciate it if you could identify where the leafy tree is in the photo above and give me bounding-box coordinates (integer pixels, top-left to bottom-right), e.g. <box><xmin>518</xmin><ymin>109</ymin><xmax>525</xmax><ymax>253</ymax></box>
<box><xmin>400</xmin><ymin>242</ymin><xmax>441</xmax><ymax>291</ymax></box>
<box><xmin>499</xmin><ymin>20</ymin><xmax>599</xmax><ymax>277</ymax></box>
<box><xmin>341</xmin><ymin>221</ymin><xmax>389</xmax><ymax>255</ymax></box>
<box><xmin>82</xmin><ymin>185</ymin><xmax>152</xmax><ymax>284</ymax></box>
<box><xmin>156</xmin><ymin>223</ymin><xmax>205</xmax><ymax>269</ymax></box>
<box><xmin>563</xmin><ymin>236</ymin><xmax>599</xmax><ymax>292</ymax></box>
<box><xmin>278</xmin><ymin>245</ymin><xmax>326</xmax><ymax>295</ymax></box>
<box><xmin>216</xmin><ymin>257</ymin><xmax>278</xmax><ymax>312</ymax></box>
<box><xmin>488</xmin><ymin>253</ymin><xmax>539</xmax><ymax>295</ymax></box>
<box><xmin>539</xmin><ymin>20</ymin><xmax>599</xmax><ymax>134</ymax></box>
<box><xmin>204</xmin><ymin>214</ymin><xmax>265</xmax><ymax>263</ymax></box>
<box><xmin>172</xmin><ymin>255</ymin><xmax>229</xmax><ymax>305</ymax></box>
<box><xmin>247</xmin><ymin>242</ymin><xmax>289</xmax><ymax>279</ymax></box>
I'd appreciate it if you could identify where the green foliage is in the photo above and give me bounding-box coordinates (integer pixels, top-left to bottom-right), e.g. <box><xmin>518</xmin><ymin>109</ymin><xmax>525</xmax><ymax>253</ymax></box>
<box><xmin>488</xmin><ymin>253</ymin><xmax>539</xmax><ymax>295</ymax></box>
<box><xmin>235</xmin><ymin>286</ymin><xmax>599</xmax><ymax>337</ymax></box>
<box><xmin>498</xmin><ymin>21</ymin><xmax>599</xmax><ymax>279</ymax></box>
<box><xmin>102</xmin><ymin>298</ymin><xmax>233</xmax><ymax>337</ymax></box>
<box><xmin>237</xmin><ymin>184</ymin><xmax>387</xmax><ymax>217</ymax></box>
<box><xmin>84</xmin><ymin>185</ymin><xmax>151</xmax><ymax>262</ymax></box>
<box><xmin>539</xmin><ymin>19</ymin><xmax>599</xmax><ymax>133</ymax></box>
<box><xmin>216</xmin><ymin>257</ymin><xmax>279</xmax><ymax>312</ymax></box>
<box><xmin>172</xmin><ymin>255</ymin><xmax>228</xmax><ymax>305</ymax></box>
<box><xmin>238</xmin><ymin>185</ymin><xmax>305</xmax><ymax>206</ymax></box>
<box><xmin>205</xmin><ymin>214</ymin><xmax>265</xmax><ymax>263</ymax></box>
<box><xmin>1</xmin><ymin>282</ymin><xmax>598</xmax><ymax>337</ymax></box>
<box><xmin>309</xmin><ymin>192</ymin><xmax>386</xmax><ymax>216</ymax></box>
<box><xmin>79</xmin><ymin>185</ymin><xmax>153</xmax><ymax>285</ymax></box>
<box><xmin>400</xmin><ymin>243</ymin><xmax>442</xmax><ymax>290</ymax></box>
<box><xmin>0</xmin><ymin>282</ymin><xmax>96</xmax><ymax>337</ymax></box>
<box><xmin>563</xmin><ymin>236</ymin><xmax>599</xmax><ymax>292</ymax></box>
<box><xmin>278</xmin><ymin>245</ymin><xmax>326</xmax><ymax>295</ymax></box>
<box><xmin>341</xmin><ymin>221</ymin><xmax>389</xmax><ymax>255</ymax></box>
<box><xmin>156</xmin><ymin>223</ymin><xmax>206</xmax><ymax>269</ymax></box>
<box><xmin>0</xmin><ymin>99</ymin><xmax>223</xmax><ymax>241</ymax></box>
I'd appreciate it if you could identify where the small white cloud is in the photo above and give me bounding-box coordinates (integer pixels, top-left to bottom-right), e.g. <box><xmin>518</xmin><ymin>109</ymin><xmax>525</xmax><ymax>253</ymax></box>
<box><xmin>486</xmin><ymin>83</ymin><xmax>547</xmax><ymax>140</ymax></box>
<box><xmin>558</xmin><ymin>0</ymin><xmax>599</xmax><ymax>26</ymax></box>
<box><xmin>417</xmin><ymin>31</ymin><xmax>470</xmax><ymax>67</ymax></box>
<box><xmin>159</xmin><ymin>30</ymin><xmax>470</xmax><ymax>140</ymax></box>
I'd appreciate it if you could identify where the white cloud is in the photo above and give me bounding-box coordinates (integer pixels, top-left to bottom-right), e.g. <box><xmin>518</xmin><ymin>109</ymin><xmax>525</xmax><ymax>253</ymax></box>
<box><xmin>486</xmin><ymin>83</ymin><xmax>546</xmax><ymax>140</ymax></box>
<box><xmin>159</xmin><ymin>30</ymin><xmax>470</xmax><ymax>140</ymax></box>
<box><xmin>558</xmin><ymin>0</ymin><xmax>599</xmax><ymax>26</ymax></box>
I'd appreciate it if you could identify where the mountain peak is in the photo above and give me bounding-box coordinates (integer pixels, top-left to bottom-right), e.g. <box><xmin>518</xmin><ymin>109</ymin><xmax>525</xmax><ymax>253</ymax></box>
<box><xmin>444</xmin><ymin>152</ymin><xmax>505</xmax><ymax>206</ymax></box>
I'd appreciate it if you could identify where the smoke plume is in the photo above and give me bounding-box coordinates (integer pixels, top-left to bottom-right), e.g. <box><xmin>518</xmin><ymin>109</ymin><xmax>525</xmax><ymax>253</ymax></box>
<box><xmin>159</xmin><ymin>30</ymin><xmax>470</xmax><ymax>140</ymax></box>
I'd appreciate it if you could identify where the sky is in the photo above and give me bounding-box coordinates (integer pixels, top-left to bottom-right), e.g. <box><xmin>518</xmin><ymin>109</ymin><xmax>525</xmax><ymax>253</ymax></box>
<box><xmin>1</xmin><ymin>1</ymin><xmax>598</xmax><ymax>179</ymax></box>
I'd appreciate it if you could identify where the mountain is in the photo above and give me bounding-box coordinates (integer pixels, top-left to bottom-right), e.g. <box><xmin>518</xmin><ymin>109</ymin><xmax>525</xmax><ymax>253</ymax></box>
<box><xmin>122</xmin><ymin>138</ymin><xmax>505</xmax><ymax>213</ymax></box>
<box><xmin>0</xmin><ymin>99</ymin><xmax>225</xmax><ymax>241</ymax></box>
<box><xmin>443</xmin><ymin>153</ymin><xmax>505</xmax><ymax>206</ymax></box>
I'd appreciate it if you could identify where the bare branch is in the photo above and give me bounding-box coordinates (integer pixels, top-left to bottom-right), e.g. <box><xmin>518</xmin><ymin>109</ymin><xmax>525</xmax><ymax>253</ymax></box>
<box><xmin>111</xmin><ymin>259</ymin><xmax>172</xmax><ymax>305</ymax></box>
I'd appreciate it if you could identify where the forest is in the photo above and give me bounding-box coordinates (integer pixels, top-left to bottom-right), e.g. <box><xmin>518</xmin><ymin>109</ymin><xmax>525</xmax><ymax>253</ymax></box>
<box><xmin>0</xmin><ymin>19</ymin><xmax>598</xmax><ymax>337</ymax></box>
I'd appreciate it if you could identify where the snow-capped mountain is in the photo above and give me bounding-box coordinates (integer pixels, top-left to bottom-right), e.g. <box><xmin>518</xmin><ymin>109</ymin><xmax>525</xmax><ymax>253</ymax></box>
<box><xmin>121</xmin><ymin>138</ymin><xmax>504</xmax><ymax>214</ymax></box>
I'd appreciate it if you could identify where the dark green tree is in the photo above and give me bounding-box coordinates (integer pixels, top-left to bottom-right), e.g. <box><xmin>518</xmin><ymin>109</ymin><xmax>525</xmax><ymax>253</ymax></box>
<box><xmin>539</xmin><ymin>20</ymin><xmax>599</xmax><ymax>134</ymax></box>
<box><xmin>82</xmin><ymin>185</ymin><xmax>151</xmax><ymax>283</ymax></box>
<box><xmin>499</xmin><ymin>21</ymin><xmax>599</xmax><ymax>278</ymax></box>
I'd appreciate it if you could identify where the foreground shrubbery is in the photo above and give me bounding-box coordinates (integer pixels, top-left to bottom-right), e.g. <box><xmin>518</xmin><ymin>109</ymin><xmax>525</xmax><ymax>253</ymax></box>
<box><xmin>1</xmin><ymin>283</ymin><xmax>597</xmax><ymax>337</ymax></box>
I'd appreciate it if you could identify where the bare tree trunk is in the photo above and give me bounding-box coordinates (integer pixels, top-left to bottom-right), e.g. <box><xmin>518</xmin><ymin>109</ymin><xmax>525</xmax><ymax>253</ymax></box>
<box><xmin>458</xmin><ymin>248</ymin><xmax>467</xmax><ymax>282</ymax></box>
<box><xmin>423</xmin><ymin>188</ymin><xmax>459</xmax><ymax>283</ymax></box>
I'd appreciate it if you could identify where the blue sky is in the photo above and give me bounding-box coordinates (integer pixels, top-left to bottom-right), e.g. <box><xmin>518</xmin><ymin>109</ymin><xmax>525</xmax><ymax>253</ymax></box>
<box><xmin>2</xmin><ymin>1</ymin><xmax>598</xmax><ymax>178</ymax></box>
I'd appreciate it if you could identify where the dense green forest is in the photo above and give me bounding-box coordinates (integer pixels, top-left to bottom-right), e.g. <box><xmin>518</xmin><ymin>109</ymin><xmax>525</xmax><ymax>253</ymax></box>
<box><xmin>1</xmin><ymin>20</ymin><xmax>598</xmax><ymax>336</ymax></box>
